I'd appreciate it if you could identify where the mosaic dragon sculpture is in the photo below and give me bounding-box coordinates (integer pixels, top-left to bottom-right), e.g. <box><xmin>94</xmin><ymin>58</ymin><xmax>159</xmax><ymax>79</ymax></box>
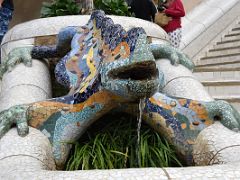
<box><xmin>0</xmin><ymin>10</ymin><xmax>240</xmax><ymax>168</ymax></box>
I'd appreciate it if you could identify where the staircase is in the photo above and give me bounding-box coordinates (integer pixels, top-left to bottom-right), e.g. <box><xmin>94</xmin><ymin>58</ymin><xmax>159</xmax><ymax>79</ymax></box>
<box><xmin>194</xmin><ymin>18</ymin><xmax>240</xmax><ymax>111</ymax></box>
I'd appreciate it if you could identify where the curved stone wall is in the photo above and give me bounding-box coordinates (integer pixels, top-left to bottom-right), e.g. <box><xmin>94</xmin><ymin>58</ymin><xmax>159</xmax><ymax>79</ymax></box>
<box><xmin>156</xmin><ymin>59</ymin><xmax>213</xmax><ymax>101</ymax></box>
<box><xmin>193</xmin><ymin>122</ymin><xmax>240</xmax><ymax>166</ymax></box>
<box><xmin>1</xmin><ymin>127</ymin><xmax>240</xmax><ymax>179</ymax></box>
<box><xmin>0</xmin><ymin>60</ymin><xmax>51</xmax><ymax>111</ymax></box>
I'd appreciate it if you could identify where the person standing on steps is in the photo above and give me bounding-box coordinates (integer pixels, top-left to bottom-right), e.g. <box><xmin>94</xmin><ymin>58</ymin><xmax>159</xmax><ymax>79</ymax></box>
<box><xmin>0</xmin><ymin>0</ymin><xmax>14</xmax><ymax>63</ymax></box>
<box><xmin>130</xmin><ymin>0</ymin><xmax>157</xmax><ymax>22</ymax></box>
<box><xmin>75</xmin><ymin>0</ymin><xmax>93</xmax><ymax>14</ymax></box>
<box><xmin>158</xmin><ymin>0</ymin><xmax>185</xmax><ymax>48</ymax></box>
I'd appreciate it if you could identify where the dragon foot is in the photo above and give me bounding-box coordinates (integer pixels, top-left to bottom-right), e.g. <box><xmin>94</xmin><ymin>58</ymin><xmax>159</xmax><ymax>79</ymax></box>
<box><xmin>0</xmin><ymin>47</ymin><xmax>33</xmax><ymax>79</ymax></box>
<box><xmin>0</xmin><ymin>105</ymin><xmax>29</xmax><ymax>139</ymax></box>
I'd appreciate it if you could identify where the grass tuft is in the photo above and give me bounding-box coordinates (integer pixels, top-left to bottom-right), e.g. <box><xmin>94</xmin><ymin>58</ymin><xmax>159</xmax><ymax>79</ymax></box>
<box><xmin>65</xmin><ymin>113</ymin><xmax>182</xmax><ymax>170</ymax></box>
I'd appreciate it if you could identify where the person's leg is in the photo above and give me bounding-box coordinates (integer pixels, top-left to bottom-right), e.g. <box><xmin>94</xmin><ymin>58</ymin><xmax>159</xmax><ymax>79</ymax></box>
<box><xmin>0</xmin><ymin>7</ymin><xmax>13</xmax><ymax>62</ymax></box>
<box><xmin>0</xmin><ymin>7</ymin><xmax>13</xmax><ymax>43</ymax></box>
<box><xmin>78</xmin><ymin>0</ymin><xmax>93</xmax><ymax>14</ymax></box>
<box><xmin>167</xmin><ymin>28</ymin><xmax>182</xmax><ymax>48</ymax></box>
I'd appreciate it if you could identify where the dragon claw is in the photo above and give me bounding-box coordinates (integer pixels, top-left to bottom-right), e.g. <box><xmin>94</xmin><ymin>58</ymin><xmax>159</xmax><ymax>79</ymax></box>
<box><xmin>17</xmin><ymin>121</ymin><xmax>29</xmax><ymax>137</ymax></box>
<box><xmin>170</xmin><ymin>52</ymin><xmax>179</xmax><ymax>65</ymax></box>
<box><xmin>0</xmin><ymin>105</ymin><xmax>29</xmax><ymax>139</ymax></box>
<box><xmin>24</xmin><ymin>59</ymin><xmax>32</xmax><ymax>67</ymax></box>
<box><xmin>0</xmin><ymin>47</ymin><xmax>33</xmax><ymax>79</ymax></box>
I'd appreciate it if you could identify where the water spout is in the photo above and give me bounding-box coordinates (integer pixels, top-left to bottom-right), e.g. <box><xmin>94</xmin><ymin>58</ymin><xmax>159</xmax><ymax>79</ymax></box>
<box><xmin>136</xmin><ymin>98</ymin><xmax>145</xmax><ymax>167</ymax></box>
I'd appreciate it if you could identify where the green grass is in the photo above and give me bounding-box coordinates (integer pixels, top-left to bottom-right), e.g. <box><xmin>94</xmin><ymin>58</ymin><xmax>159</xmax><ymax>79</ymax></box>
<box><xmin>65</xmin><ymin>113</ymin><xmax>182</xmax><ymax>170</ymax></box>
<box><xmin>41</xmin><ymin>0</ymin><xmax>81</xmax><ymax>18</ymax></box>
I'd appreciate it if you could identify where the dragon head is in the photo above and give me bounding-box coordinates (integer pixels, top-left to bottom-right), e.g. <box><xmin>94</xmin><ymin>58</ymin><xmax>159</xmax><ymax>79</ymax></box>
<box><xmin>92</xmin><ymin>11</ymin><xmax>159</xmax><ymax>101</ymax></box>
<box><xmin>100</xmin><ymin>36</ymin><xmax>159</xmax><ymax>101</ymax></box>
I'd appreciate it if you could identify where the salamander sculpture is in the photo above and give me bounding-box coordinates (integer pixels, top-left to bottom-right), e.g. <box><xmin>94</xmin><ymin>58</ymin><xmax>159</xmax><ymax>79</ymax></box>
<box><xmin>0</xmin><ymin>10</ymin><xmax>240</xmax><ymax>168</ymax></box>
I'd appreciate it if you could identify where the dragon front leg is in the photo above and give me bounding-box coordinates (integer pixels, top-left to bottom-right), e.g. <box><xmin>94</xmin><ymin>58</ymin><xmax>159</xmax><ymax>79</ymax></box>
<box><xmin>0</xmin><ymin>105</ymin><xmax>29</xmax><ymax>139</ymax></box>
<box><xmin>150</xmin><ymin>43</ymin><xmax>195</xmax><ymax>71</ymax></box>
<box><xmin>0</xmin><ymin>47</ymin><xmax>33</xmax><ymax>79</ymax></box>
<box><xmin>50</xmin><ymin>103</ymin><xmax>109</xmax><ymax>168</ymax></box>
<box><xmin>0</xmin><ymin>26</ymin><xmax>79</xmax><ymax>80</ymax></box>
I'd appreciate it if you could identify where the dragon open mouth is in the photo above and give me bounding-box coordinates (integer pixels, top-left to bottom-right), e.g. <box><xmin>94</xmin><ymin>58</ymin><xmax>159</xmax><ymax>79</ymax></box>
<box><xmin>109</xmin><ymin>61</ymin><xmax>158</xmax><ymax>81</ymax></box>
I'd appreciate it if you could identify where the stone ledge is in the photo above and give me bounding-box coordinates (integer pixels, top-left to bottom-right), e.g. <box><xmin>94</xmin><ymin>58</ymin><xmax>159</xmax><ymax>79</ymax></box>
<box><xmin>1</xmin><ymin>16</ymin><xmax>168</xmax><ymax>47</ymax></box>
<box><xmin>2</xmin><ymin>126</ymin><xmax>240</xmax><ymax>179</ymax></box>
<box><xmin>202</xmin><ymin>80</ymin><xmax>240</xmax><ymax>86</ymax></box>
<box><xmin>213</xmin><ymin>95</ymin><xmax>240</xmax><ymax>102</ymax></box>
<box><xmin>194</xmin><ymin>71</ymin><xmax>240</xmax><ymax>81</ymax></box>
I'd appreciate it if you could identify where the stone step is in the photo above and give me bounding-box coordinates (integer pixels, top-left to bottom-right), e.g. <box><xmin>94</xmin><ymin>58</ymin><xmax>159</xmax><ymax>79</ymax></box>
<box><xmin>231</xmin><ymin>22</ymin><xmax>240</xmax><ymax>31</ymax></box>
<box><xmin>213</xmin><ymin>40</ymin><xmax>240</xmax><ymax>49</ymax></box>
<box><xmin>213</xmin><ymin>95</ymin><xmax>240</xmax><ymax>102</ymax></box>
<box><xmin>221</xmin><ymin>34</ymin><xmax>240</xmax><ymax>41</ymax></box>
<box><xmin>226</xmin><ymin>26</ymin><xmax>240</xmax><ymax>34</ymax></box>
<box><xmin>194</xmin><ymin>71</ymin><xmax>240</xmax><ymax>81</ymax></box>
<box><xmin>217</xmin><ymin>38</ymin><xmax>240</xmax><ymax>45</ymax></box>
<box><xmin>232</xmin><ymin>27</ymin><xmax>240</xmax><ymax>32</ymax></box>
<box><xmin>203</xmin><ymin>83</ymin><xmax>240</xmax><ymax>97</ymax></box>
<box><xmin>202</xmin><ymin>79</ymin><xmax>240</xmax><ymax>86</ymax></box>
<box><xmin>198</xmin><ymin>53</ymin><xmax>240</xmax><ymax>66</ymax></box>
<box><xmin>225</xmin><ymin>31</ymin><xmax>240</xmax><ymax>37</ymax></box>
<box><xmin>194</xmin><ymin>62</ymin><xmax>240</xmax><ymax>72</ymax></box>
<box><xmin>206</xmin><ymin>46</ymin><xmax>240</xmax><ymax>57</ymax></box>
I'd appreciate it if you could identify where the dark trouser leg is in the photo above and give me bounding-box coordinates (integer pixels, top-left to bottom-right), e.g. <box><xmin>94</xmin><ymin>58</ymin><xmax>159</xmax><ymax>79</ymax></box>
<box><xmin>0</xmin><ymin>7</ymin><xmax>13</xmax><ymax>63</ymax></box>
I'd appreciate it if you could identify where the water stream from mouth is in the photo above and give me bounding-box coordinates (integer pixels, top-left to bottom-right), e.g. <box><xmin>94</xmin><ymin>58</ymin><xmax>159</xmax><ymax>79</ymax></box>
<box><xmin>136</xmin><ymin>98</ymin><xmax>145</xmax><ymax>167</ymax></box>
